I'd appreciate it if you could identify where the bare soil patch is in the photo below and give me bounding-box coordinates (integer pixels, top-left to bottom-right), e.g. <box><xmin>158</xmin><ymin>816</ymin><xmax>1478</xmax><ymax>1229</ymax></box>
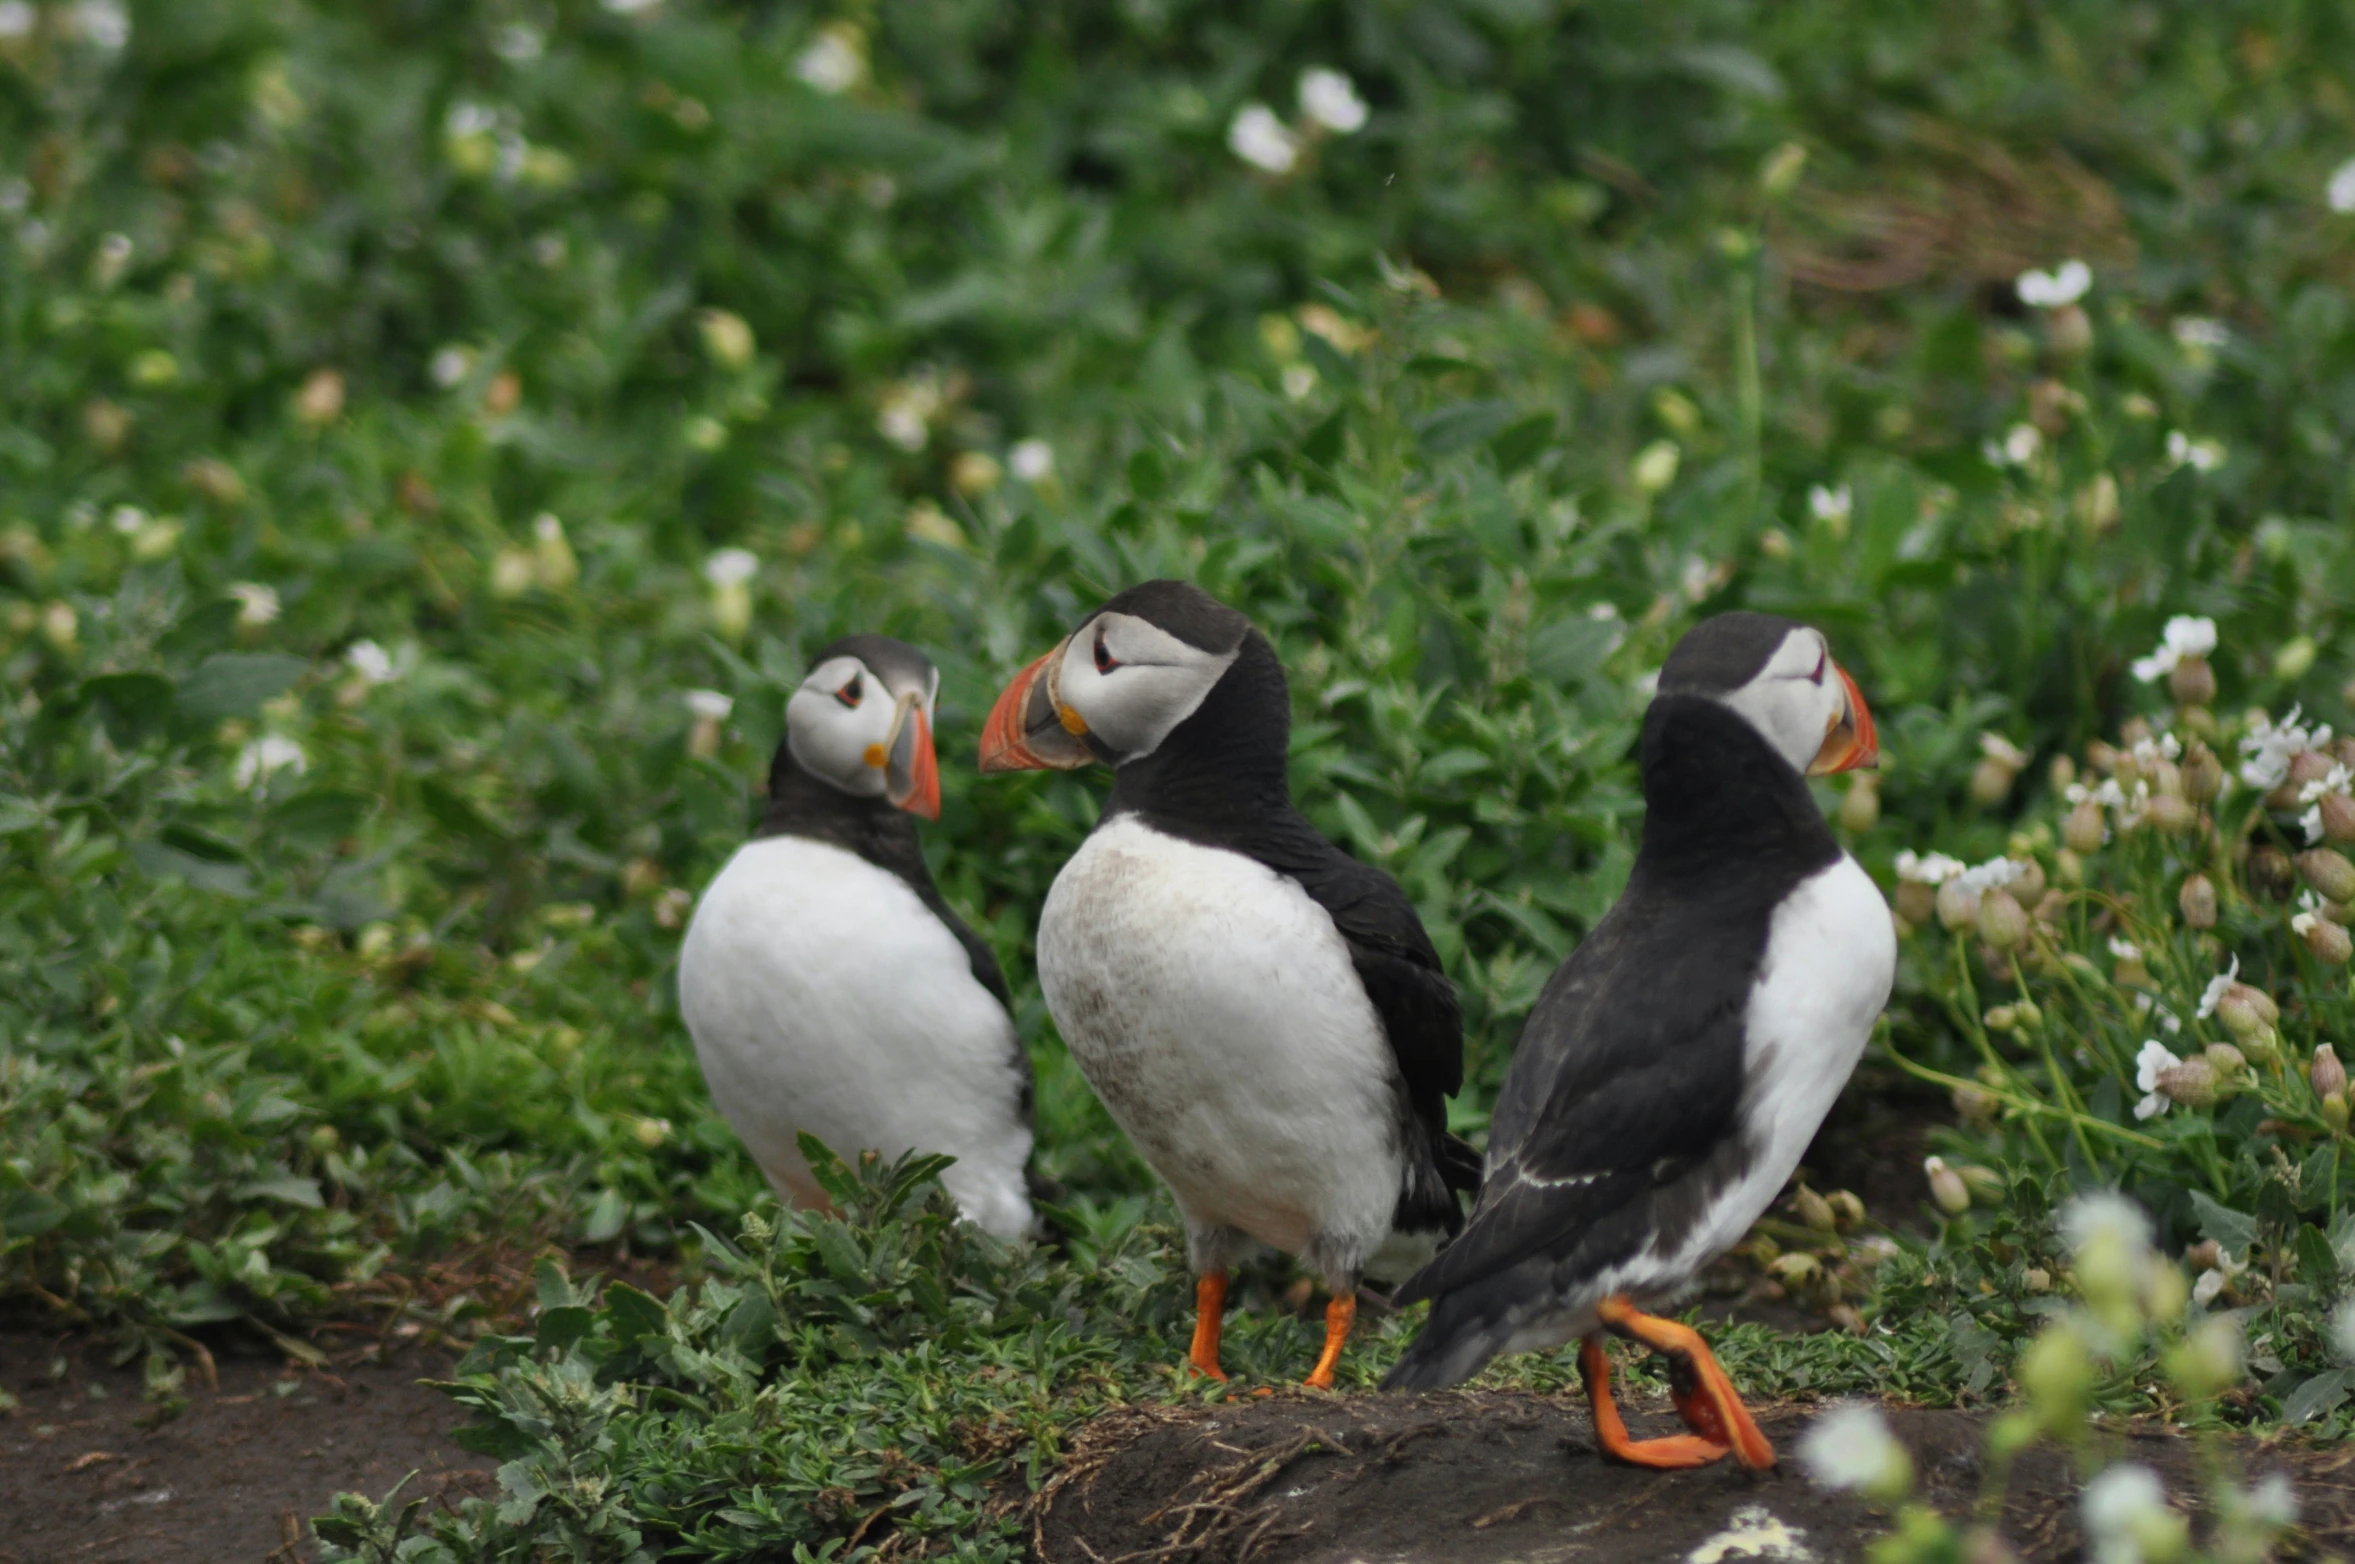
<box><xmin>0</xmin><ymin>1331</ymin><xmax>493</xmax><ymax>1564</ymax></box>
<box><xmin>1030</xmin><ymin>1391</ymin><xmax>2355</xmax><ymax>1564</ymax></box>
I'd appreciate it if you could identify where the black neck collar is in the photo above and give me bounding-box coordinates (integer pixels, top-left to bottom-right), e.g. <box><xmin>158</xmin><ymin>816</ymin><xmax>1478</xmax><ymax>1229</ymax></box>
<box><xmin>1635</xmin><ymin>695</ymin><xmax>1840</xmax><ymax>892</ymax></box>
<box><xmin>1104</xmin><ymin>630</ymin><xmax>1295</xmax><ymax>831</ymax></box>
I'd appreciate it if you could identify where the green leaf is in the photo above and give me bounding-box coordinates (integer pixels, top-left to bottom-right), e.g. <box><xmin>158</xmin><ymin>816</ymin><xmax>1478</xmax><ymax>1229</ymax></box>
<box><xmin>1528</xmin><ymin>615</ymin><xmax>1622</xmax><ymax>686</ymax></box>
<box><xmin>2282</xmin><ymin>1367</ymin><xmax>2355</xmax><ymax>1424</ymax></box>
<box><xmin>603</xmin><ymin>1283</ymin><xmax>670</xmax><ymax>1345</ymax></box>
<box><xmin>535</xmin><ymin>1305</ymin><xmax>596</xmax><ymax>1352</ymax></box>
<box><xmin>1413</xmin><ymin>399</ymin><xmax>1517</xmax><ymax>457</ymax></box>
<box><xmin>174</xmin><ymin>653</ymin><xmax>307</xmax><ymax>722</ymax></box>
<box><xmin>81</xmin><ymin>671</ymin><xmax>177</xmax><ymax>745</ymax></box>
<box><xmin>270</xmin><ymin>788</ymin><xmax>372</xmax><ymax>846</ymax></box>
<box><xmin>238</xmin><ymin>1172</ymin><xmax>324</xmax><ymax>1208</ymax></box>
<box><xmin>1489</xmin><ymin>411</ymin><xmax>1557</xmax><ymax>475</ymax></box>
<box><xmin>130</xmin><ymin>839</ymin><xmax>254</xmax><ymax>897</ymax></box>
<box><xmin>0</xmin><ymin>794</ymin><xmax>44</xmax><ymax>835</ymax></box>
<box><xmin>582</xmin><ymin>1188</ymin><xmax>628</xmax><ymax>1244</ymax></box>
<box><xmin>2187</xmin><ymin>1191</ymin><xmax>2258</xmax><ymax>1257</ymax></box>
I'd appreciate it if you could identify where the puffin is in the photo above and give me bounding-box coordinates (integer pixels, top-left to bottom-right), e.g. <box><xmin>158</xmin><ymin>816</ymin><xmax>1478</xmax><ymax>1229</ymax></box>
<box><xmin>1382</xmin><ymin>612</ymin><xmax>1891</xmax><ymax>1472</ymax></box>
<box><xmin>978</xmin><ymin>580</ymin><xmax>1479</xmax><ymax>1387</ymax></box>
<box><xmin>678</xmin><ymin>634</ymin><xmax>1038</xmax><ymax>1240</ymax></box>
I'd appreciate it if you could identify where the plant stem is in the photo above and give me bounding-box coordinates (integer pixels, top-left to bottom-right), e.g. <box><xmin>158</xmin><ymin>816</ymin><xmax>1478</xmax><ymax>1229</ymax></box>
<box><xmin>1881</xmin><ymin>1038</ymin><xmax>2164</xmax><ymax>1150</ymax></box>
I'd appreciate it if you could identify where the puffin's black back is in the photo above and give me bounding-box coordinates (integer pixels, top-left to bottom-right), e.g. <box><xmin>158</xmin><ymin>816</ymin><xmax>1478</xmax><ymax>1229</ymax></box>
<box><xmin>1390</xmin><ymin>695</ymin><xmax>1839</xmax><ymax>1318</ymax></box>
<box><xmin>1100</xmin><ymin>593</ymin><xmax>1479</xmax><ymax>1232</ymax></box>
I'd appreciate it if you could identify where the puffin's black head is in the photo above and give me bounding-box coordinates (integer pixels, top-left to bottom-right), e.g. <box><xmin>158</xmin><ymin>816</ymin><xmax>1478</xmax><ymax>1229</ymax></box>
<box><xmin>1656</xmin><ymin>611</ymin><xmax>1877</xmax><ymax>777</ymax></box>
<box><xmin>777</xmin><ymin>633</ymin><xmax>942</xmax><ymax>818</ymax></box>
<box><xmin>978</xmin><ymin>580</ymin><xmax>1276</xmax><ymax>774</ymax></box>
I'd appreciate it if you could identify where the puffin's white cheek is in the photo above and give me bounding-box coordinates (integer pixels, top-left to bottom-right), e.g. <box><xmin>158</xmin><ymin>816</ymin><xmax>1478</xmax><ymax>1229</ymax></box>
<box><xmin>786</xmin><ymin>692</ymin><xmax>891</xmax><ymax>796</ymax></box>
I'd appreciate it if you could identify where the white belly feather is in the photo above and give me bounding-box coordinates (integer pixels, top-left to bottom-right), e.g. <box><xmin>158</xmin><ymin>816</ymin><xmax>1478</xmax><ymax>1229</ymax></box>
<box><xmin>678</xmin><ymin>835</ymin><xmax>1034</xmax><ymax>1238</ymax></box>
<box><xmin>1039</xmin><ymin>815</ymin><xmax>1413</xmax><ymax>1281</ymax></box>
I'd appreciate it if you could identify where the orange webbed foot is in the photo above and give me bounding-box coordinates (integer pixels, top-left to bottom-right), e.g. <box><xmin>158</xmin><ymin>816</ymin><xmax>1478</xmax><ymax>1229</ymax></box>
<box><xmin>1594</xmin><ymin>1297</ymin><xmax>1775</xmax><ymax>1471</ymax></box>
<box><xmin>1187</xmin><ymin>1272</ymin><xmax>1229</xmax><ymax>1382</ymax></box>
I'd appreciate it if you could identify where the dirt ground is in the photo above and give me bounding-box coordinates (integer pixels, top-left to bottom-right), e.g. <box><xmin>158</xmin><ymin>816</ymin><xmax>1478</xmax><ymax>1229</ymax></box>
<box><xmin>0</xmin><ymin>1330</ymin><xmax>493</xmax><ymax>1564</ymax></box>
<box><xmin>1030</xmin><ymin>1391</ymin><xmax>2355</xmax><ymax>1564</ymax></box>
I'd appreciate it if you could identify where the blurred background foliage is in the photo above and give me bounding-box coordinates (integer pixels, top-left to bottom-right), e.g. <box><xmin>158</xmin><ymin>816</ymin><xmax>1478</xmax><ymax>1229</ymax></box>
<box><xmin>7</xmin><ymin>0</ymin><xmax>2355</xmax><ymax>1392</ymax></box>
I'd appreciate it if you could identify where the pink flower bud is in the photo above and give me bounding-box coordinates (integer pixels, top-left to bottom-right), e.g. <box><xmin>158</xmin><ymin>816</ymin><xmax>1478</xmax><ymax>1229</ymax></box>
<box><xmin>1925</xmin><ymin>1156</ymin><xmax>1971</xmax><ymax>1216</ymax></box>
<box><xmin>1978</xmin><ymin>889</ymin><xmax>2030</xmax><ymax>949</ymax></box>
<box><xmin>2168</xmin><ymin>656</ymin><xmax>2217</xmax><ymax>708</ymax></box>
<box><xmin>2179</xmin><ymin>873</ymin><xmax>2218</xmax><ymax>929</ymax></box>
<box><xmin>2147</xmin><ymin>794</ymin><xmax>2197</xmax><ymax>834</ymax></box>
<box><xmin>2179</xmin><ymin>743</ymin><xmax>2225</xmax><ymax>804</ymax></box>
<box><xmin>2064</xmin><ymin>800</ymin><xmax>2106</xmax><ymax>855</ymax></box>
<box><xmin>2304</xmin><ymin>916</ymin><xmax>2355</xmax><ymax>965</ymax></box>
<box><xmin>2323</xmin><ymin>794</ymin><xmax>2355</xmax><ymax>844</ymax></box>
<box><xmin>1936</xmin><ymin>878</ymin><xmax>1980</xmax><ymax>932</ymax></box>
<box><xmin>2299</xmin><ymin>849</ymin><xmax>2355</xmax><ymax>905</ymax></box>
<box><xmin>2313</xmin><ymin>1045</ymin><xmax>2348</xmax><ymax>1104</ymax></box>
<box><xmin>2156</xmin><ymin>1058</ymin><xmax>2219</xmax><ymax>1109</ymax></box>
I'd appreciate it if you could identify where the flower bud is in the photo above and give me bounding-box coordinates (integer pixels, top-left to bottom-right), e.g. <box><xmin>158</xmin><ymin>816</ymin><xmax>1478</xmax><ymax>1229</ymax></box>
<box><xmin>2164</xmin><ymin>1315</ymin><xmax>2244</xmax><ymax>1403</ymax></box>
<box><xmin>1838</xmin><ymin>775</ymin><xmax>1880</xmax><ymax>833</ymax></box>
<box><xmin>1958</xmin><ymin>1164</ymin><xmax>2006</xmax><ymax>1207</ymax></box>
<box><xmin>2314</xmin><ymin>1044</ymin><xmax>2349</xmax><ymax>1103</ymax></box>
<box><xmin>2304</xmin><ymin>916</ymin><xmax>2354</xmax><ymax>965</ymax></box>
<box><xmin>2086</xmin><ymin>740</ymin><xmax>2120</xmax><ymax>775</ymax></box>
<box><xmin>1769</xmin><ymin>1250</ymin><xmax>1823</xmax><ymax>1293</ymax></box>
<box><xmin>2185</xmin><ymin>1239</ymin><xmax>2222</xmax><ymax>1273</ymax></box>
<box><xmin>2299</xmin><ymin>849</ymin><xmax>2355</xmax><ymax>904</ymax></box>
<box><xmin>1924</xmin><ymin>1156</ymin><xmax>1971</xmax><ymax>1216</ymax></box>
<box><xmin>2156</xmin><ymin>1058</ymin><xmax>2219</xmax><ymax>1110</ymax></box>
<box><xmin>1936</xmin><ymin>878</ymin><xmax>1981</xmax><ymax>932</ymax></box>
<box><xmin>2204</xmin><ymin>1043</ymin><xmax>2247</xmax><ymax>1079</ymax></box>
<box><xmin>1791</xmin><ymin>1185</ymin><xmax>1837</xmax><ymax>1234</ymax></box>
<box><xmin>2147</xmin><ymin>794</ymin><xmax>2198</xmax><ymax>834</ymax></box>
<box><xmin>2322</xmin><ymin>794</ymin><xmax>2355</xmax><ymax>844</ymax></box>
<box><xmin>2064</xmin><ymin>800</ymin><xmax>2106</xmax><ymax>855</ymax></box>
<box><xmin>1970</xmin><ymin>757</ymin><xmax>2019</xmax><ymax>806</ymax></box>
<box><xmin>2248</xmin><ymin>846</ymin><xmax>2297</xmax><ymax>902</ymax></box>
<box><xmin>2056</xmin><ymin>847</ymin><xmax>2085</xmax><ymax>885</ymax></box>
<box><xmin>2179</xmin><ymin>873</ymin><xmax>2218</xmax><ymax>929</ymax></box>
<box><xmin>2329</xmin><ymin>1096</ymin><xmax>2352</xmax><ymax>1135</ymax></box>
<box><xmin>1894</xmin><ymin>881</ymin><xmax>1935</xmax><ymax>927</ymax></box>
<box><xmin>2180</xmin><ymin>743</ymin><xmax>2225</xmax><ymax>804</ymax></box>
<box><xmin>2017</xmin><ymin>1321</ymin><xmax>2096</xmax><ymax>1423</ymax></box>
<box><xmin>2006</xmin><ymin>858</ymin><xmax>2047</xmax><ymax>905</ymax></box>
<box><xmin>1826</xmin><ymin>1190</ymin><xmax>1866</xmax><ymax>1232</ymax></box>
<box><xmin>2168</xmin><ymin>656</ymin><xmax>2217</xmax><ymax>708</ymax></box>
<box><xmin>2046</xmin><ymin>302</ymin><xmax>2093</xmax><ymax>359</ymax></box>
<box><xmin>1953</xmin><ymin>1084</ymin><xmax>1999</xmax><ymax>1125</ymax></box>
<box><xmin>1979</xmin><ymin>889</ymin><xmax>2030</xmax><ymax>949</ymax></box>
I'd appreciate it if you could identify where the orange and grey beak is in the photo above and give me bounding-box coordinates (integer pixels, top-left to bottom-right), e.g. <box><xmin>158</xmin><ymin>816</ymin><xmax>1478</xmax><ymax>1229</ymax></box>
<box><xmin>872</xmin><ymin>693</ymin><xmax>940</xmax><ymax>819</ymax></box>
<box><xmin>978</xmin><ymin>639</ymin><xmax>1095</xmax><ymax>773</ymax></box>
<box><xmin>1808</xmin><ymin>662</ymin><xmax>1879</xmax><ymax>776</ymax></box>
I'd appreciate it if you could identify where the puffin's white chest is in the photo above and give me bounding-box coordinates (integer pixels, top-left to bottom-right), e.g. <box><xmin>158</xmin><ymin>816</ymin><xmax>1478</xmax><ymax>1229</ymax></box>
<box><xmin>678</xmin><ymin>835</ymin><xmax>1032</xmax><ymax>1237</ymax></box>
<box><xmin>1653</xmin><ymin>852</ymin><xmax>1897</xmax><ymax>1278</ymax></box>
<box><xmin>1037</xmin><ymin>815</ymin><xmax>1402</xmax><ymax>1259</ymax></box>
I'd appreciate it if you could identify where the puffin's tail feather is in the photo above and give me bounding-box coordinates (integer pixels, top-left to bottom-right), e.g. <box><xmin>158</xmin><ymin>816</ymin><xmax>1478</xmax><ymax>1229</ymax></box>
<box><xmin>1381</xmin><ymin>1285</ymin><xmax>1509</xmax><ymax>1392</ymax></box>
<box><xmin>1438</xmin><ymin>1131</ymin><xmax>1483</xmax><ymax>1197</ymax></box>
<box><xmin>1394</xmin><ymin>1117</ymin><xmax>1476</xmax><ymax>1236</ymax></box>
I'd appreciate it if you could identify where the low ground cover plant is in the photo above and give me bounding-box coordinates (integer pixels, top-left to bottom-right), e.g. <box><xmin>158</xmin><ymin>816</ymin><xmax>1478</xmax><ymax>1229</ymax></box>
<box><xmin>8</xmin><ymin>0</ymin><xmax>2355</xmax><ymax>1554</ymax></box>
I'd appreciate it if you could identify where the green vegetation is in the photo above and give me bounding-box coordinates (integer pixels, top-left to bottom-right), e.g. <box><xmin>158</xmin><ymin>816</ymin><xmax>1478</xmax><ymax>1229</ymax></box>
<box><xmin>8</xmin><ymin>0</ymin><xmax>2355</xmax><ymax>1555</ymax></box>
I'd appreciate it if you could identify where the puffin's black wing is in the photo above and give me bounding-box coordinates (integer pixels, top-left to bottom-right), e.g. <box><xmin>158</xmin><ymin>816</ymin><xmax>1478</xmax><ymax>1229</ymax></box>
<box><xmin>1227</xmin><ymin>816</ymin><xmax>1479</xmax><ymax>1225</ymax></box>
<box><xmin>1391</xmin><ymin>883</ymin><xmax>1756</xmax><ymax>1310</ymax></box>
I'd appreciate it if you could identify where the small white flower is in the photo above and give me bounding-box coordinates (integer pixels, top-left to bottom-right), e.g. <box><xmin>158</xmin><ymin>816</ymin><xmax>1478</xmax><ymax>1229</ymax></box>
<box><xmin>1297</xmin><ymin>68</ymin><xmax>1369</xmax><ymax>134</ymax></box>
<box><xmin>1806</xmin><ymin>483</ymin><xmax>1853</xmax><ymax>525</ymax></box>
<box><xmin>2017</xmin><ymin>258</ymin><xmax>2092</xmax><ymax>308</ymax></box>
<box><xmin>229</xmin><ymin>581</ymin><xmax>281</xmax><ymax>627</ymax></box>
<box><xmin>2303</xmin><ymin>805</ymin><xmax>2326</xmax><ymax>845</ymax></box>
<box><xmin>1895</xmin><ymin>850</ymin><xmax>1966</xmax><ymax>885</ymax></box>
<box><xmin>2172</xmin><ymin>316</ymin><xmax>2229</xmax><ymax>351</ymax></box>
<box><xmin>109</xmin><ymin>504</ymin><xmax>146</xmax><ymax>534</ymax></box>
<box><xmin>602</xmin><ymin>0</ymin><xmax>661</xmax><ymax>13</ymax></box>
<box><xmin>2128</xmin><ymin>615</ymin><xmax>2217</xmax><ymax>682</ymax></box>
<box><xmin>430</xmin><ymin>345</ymin><xmax>475</xmax><ymax>387</ymax></box>
<box><xmin>794</xmin><ymin>24</ymin><xmax>864</xmax><ymax>94</ymax></box>
<box><xmin>2108</xmin><ymin>937</ymin><xmax>2142</xmax><ymax>961</ymax></box>
<box><xmin>2294</xmin><ymin>910</ymin><xmax>2321</xmax><ymax>937</ymax></box>
<box><xmin>345</xmin><ymin>639</ymin><xmax>398</xmax><ymax>685</ymax></box>
<box><xmin>2299</xmin><ymin>763</ymin><xmax>2351</xmax><ymax>807</ymax></box>
<box><xmin>2133</xmin><ymin>1042</ymin><xmax>2180</xmax><ymax>1119</ymax></box>
<box><xmin>2166</xmin><ymin>429</ymin><xmax>2225</xmax><ymax>473</ymax></box>
<box><xmin>1281</xmin><ymin>363</ymin><xmax>1317</xmax><ymax>400</ymax></box>
<box><xmin>234</xmin><ymin>734</ymin><xmax>307</xmax><ymax>791</ymax></box>
<box><xmin>2005</xmin><ymin>423</ymin><xmax>2042</xmax><ymax>464</ymax></box>
<box><xmin>702</xmin><ymin>548</ymin><xmax>758</xmax><ymax>588</ymax></box>
<box><xmin>491</xmin><ymin>24</ymin><xmax>545</xmax><ymax>62</ymax></box>
<box><xmin>0</xmin><ymin>4</ymin><xmax>34</xmax><ymax>42</ymax></box>
<box><xmin>1980</xmin><ymin>732</ymin><xmax>2029</xmax><ymax>769</ymax></box>
<box><xmin>1009</xmin><ymin>439</ymin><xmax>1055</xmax><ymax>482</ymax></box>
<box><xmin>2082</xmin><ymin>1463</ymin><xmax>2173</xmax><ymax>1562</ymax></box>
<box><xmin>2195</xmin><ymin>956</ymin><xmax>2239</xmax><ymax>1020</ymax></box>
<box><xmin>1796</xmin><ymin>1404</ymin><xmax>1910</xmax><ymax>1497</ymax></box>
<box><xmin>2191</xmin><ymin>1269</ymin><xmax>2226</xmax><ymax>1306</ymax></box>
<box><xmin>2236</xmin><ymin>1473</ymin><xmax>2298</xmax><ymax>1531</ymax></box>
<box><xmin>2332</xmin><ymin>1297</ymin><xmax>2355</xmax><ymax>1363</ymax></box>
<box><xmin>1228</xmin><ymin>104</ymin><xmax>1301</xmax><ymax>175</ymax></box>
<box><xmin>2063</xmin><ymin>1192</ymin><xmax>2156</xmax><ymax>1260</ymax></box>
<box><xmin>75</xmin><ymin>0</ymin><xmax>128</xmax><ymax>49</ymax></box>
<box><xmin>445</xmin><ymin>101</ymin><xmax>500</xmax><ymax>139</ymax></box>
<box><xmin>2330</xmin><ymin>158</ymin><xmax>2355</xmax><ymax>216</ymax></box>
<box><xmin>2240</xmin><ymin>705</ymin><xmax>2332</xmax><ymax>790</ymax></box>
<box><xmin>1954</xmin><ymin>856</ymin><xmax>2026</xmax><ymax>896</ymax></box>
<box><xmin>685</xmin><ymin>688</ymin><xmax>733</xmax><ymax>722</ymax></box>
<box><xmin>2131</xmin><ymin>731</ymin><xmax>2183</xmax><ymax>766</ymax></box>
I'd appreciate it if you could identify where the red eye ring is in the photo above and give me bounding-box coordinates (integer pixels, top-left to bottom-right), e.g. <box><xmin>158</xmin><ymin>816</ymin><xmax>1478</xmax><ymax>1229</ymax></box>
<box><xmin>1094</xmin><ymin>636</ymin><xmax>1116</xmax><ymax>674</ymax></box>
<box><xmin>834</xmin><ymin>674</ymin><xmax>863</xmax><ymax>708</ymax></box>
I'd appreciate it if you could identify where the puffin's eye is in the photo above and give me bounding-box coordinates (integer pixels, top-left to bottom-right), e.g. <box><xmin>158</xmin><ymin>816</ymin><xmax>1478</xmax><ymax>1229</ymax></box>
<box><xmin>1093</xmin><ymin>635</ymin><xmax>1118</xmax><ymax>674</ymax></box>
<box><xmin>1809</xmin><ymin>649</ymin><xmax>1827</xmax><ymax>684</ymax></box>
<box><xmin>835</xmin><ymin>674</ymin><xmax>863</xmax><ymax>708</ymax></box>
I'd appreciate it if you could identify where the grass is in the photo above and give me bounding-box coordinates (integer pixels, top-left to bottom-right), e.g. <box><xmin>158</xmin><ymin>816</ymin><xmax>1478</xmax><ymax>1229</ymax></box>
<box><xmin>8</xmin><ymin>0</ymin><xmax>2355</xmax><ymax>1555</ymax></box>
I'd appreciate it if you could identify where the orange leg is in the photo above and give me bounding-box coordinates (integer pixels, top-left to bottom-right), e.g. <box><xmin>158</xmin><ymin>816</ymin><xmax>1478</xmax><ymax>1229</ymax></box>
<box><xmin>1187</xmin><ymin>1272</ymin><xmax>1228</xmax><ymax>1382</ymax></box>
<box><xmin>1301</xmin><ymin>1293</ymin><xmax>1356</xmax><ymax>1389</ymax></box>
<box><xmin>1595</xmin><ymin>1296</ymin><xmax>1776</xmax><ymax>1471</ymax></box>
<box><xmin>1579</xmin><ymin>1336</ymin><xmax>1730</xmax><ymax>1470</ymax></box>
